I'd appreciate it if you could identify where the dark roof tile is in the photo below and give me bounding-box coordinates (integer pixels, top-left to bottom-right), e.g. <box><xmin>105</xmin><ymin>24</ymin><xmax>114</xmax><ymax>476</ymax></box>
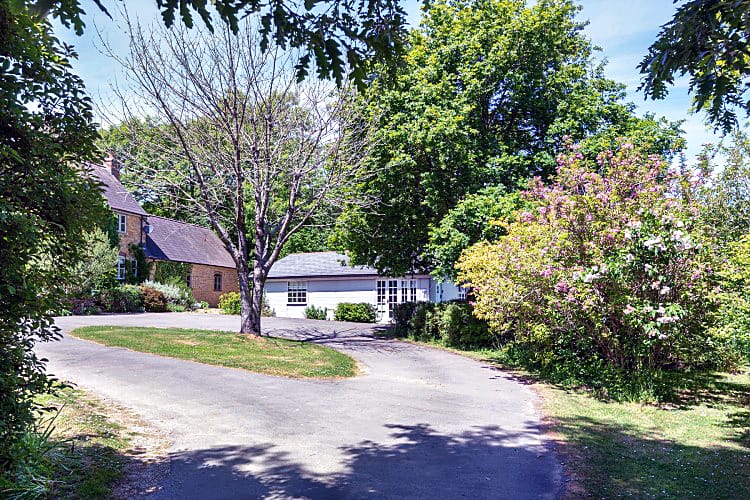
<box><xmin>144</xmin><ymin>216</ymin><xmax>235</xmax><ymax>268</ymax></box>
<box><xmin>89</xmin><ymin>165</ymin><xmax>148</xmax><ymax>216</ymax></box>
<box><xmin>268</xmin><ymin>252</ymin><xmax>378</xmax><ymax>279</ymax></box>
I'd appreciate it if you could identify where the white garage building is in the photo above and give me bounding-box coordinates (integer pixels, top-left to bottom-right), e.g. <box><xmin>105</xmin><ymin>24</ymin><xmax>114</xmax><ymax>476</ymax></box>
<box><xmin>265</xmin><ymin>252</ymin><xmax>465</xmax><ymax>323</ymax></box>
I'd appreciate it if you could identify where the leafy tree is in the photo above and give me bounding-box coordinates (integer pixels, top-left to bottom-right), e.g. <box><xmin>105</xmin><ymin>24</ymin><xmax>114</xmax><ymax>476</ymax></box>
<box><xmin>426</xmin><ymin>187</ymin><xmax>525</xmax><ymax>281</ymax></box>
<box><xmin>98</xmin><ymin>120</ymin><xmax>207</xmax><ymax>224</ymax></box>
<box><xmin>639</xmin><ymin>0</ymin><xmax>750</xmax><ymax>133</ymax></box>
<box><xmin>0</xmin><ymin>0</ymin><xmax>104</xmax><ymax>474</ymax></box>
<box><xmin>18</xmin><ymin>0</ymin><xmax>407</xmax><ymax>85</ymax></box>
<box><xmin>697</xmin><ymin>130</ymin><xmax>750</xmax><ymax>244</ymax></box>
<box><xmin>334</xmin><ymin>0</ymin><xmax>684</xmax><ymax>276</ymax></box>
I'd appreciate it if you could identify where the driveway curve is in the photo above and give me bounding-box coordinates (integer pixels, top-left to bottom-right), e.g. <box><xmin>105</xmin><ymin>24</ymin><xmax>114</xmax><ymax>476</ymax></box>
<box><xmin>39</xmin><ymin>313</ymin><xmax>563</xmax><ymax>499</ymax></box>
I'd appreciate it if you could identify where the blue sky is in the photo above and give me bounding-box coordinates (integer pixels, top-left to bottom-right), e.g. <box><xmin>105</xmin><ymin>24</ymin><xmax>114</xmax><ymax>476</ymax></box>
<box><xmin>56</xmin><ymin>0</ymin><xmax>721</xmax><ymax>162</ymax></box>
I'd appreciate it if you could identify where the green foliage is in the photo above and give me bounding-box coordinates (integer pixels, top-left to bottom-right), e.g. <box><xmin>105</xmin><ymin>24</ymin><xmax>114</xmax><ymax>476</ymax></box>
<box><xmin>333</xmin><ymin>302</ymin><xmax>376</xmax><ymax>323</ymax></box>
<box><xmin>458</xmin><ymin>144</ymin><xmax>732</xmax><ymax>396</ymax></box>
<box><xmin>427</xmin><ymin>187</ymin><xmax>525</xmax><ymax>280</ymax></box>
<box><xmin>219</xmin><ymin>292</ymin><xmax>241</xmax><ymax>315</ymax></box>
<box><xmin>65</xmin><ymin>228</ymin><xmax>119</xmax><ymax>297</ymax></box>
<box><xmin>639</xmin><ymin>0</ymin><xmax>750</xmax><ymax>133</ymax></box>
<box><xmin>96</xmin><ymin>285</ymin><xmax>143</xmax><ymax>313</ymax></box>
<box><xmin>12</xmin><ymin>0</ymin><xmax>406</xmax><ymax>88</ymax></box>
<box><xmin>335</xmin><ymin>0</ymin><xmax>684</xmax><ymax>275</ymax></box>
<box><xmin>304</xmin><ymin>305</ymin><xmax>327</xmax><ymax>320</ymax></box>
<box><xmin>698</xmin><ymin>130</ymin><xmax>750</xmax><ymax>245</ymax></box>
<box><xmin>713</xmin><ymin>233</ymin><xmax>750</xmax><ymax>363</ymax></box>
<box><xmin>142</xmin><ymin>280</ymin><xmax>194</xmax><ymax>309</ymax></box>
<box><xmin>140</xmin><ymin>286</ymin><xmax>167</xmax><ymax>312</ymax></box>
<box><xmin>218</xmin><ymin>291</ymin><xmax>273</xmax><ymax>316</ymax></box>
<box><xmin>392</xmin><ymin>301</ymin><xmax>492</xmax><ymax>348</ymax></box>
<box><xmin>0</xmin><ymin>0</ymin><xmax>103</xmax><ymax>473</ymax></box>
<box><xmin>125</xmin><ymin>244</ymin><xmax>151</xmax><ymax>285</ymax></box>
<box><xmin>152</xmin><ymin>260</ymin><xmax>192</xmax><ymax>285</ymax></box>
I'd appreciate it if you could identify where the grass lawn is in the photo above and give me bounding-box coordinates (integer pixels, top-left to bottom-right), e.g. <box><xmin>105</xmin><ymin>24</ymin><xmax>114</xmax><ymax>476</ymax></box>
<box><xmin>71</xmin><ymin>326</ymin><xmax>357</xmax><ymax>378</ymax></box>
<box><xmin>399</xmin><ymin>339</ymin><xmax>750</xmax><ymax>499</ymax></box>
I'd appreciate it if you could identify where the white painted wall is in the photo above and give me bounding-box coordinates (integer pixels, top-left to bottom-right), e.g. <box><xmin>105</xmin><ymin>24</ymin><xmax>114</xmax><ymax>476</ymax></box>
<box><xmin>266</xmin><ymin>278</ymin><xmax>378</xmax><ymax>320</ymax></box>
<box><xmin>265</xmin><ymin>276</ymin><xmax>463</xmax><ymax>323</ymax></box>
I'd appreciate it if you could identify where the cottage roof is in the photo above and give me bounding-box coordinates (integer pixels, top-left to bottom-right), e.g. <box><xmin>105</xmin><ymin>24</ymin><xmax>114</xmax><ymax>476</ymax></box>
<box><xmin>144</xmin><ymin>216</ymin><xmax>235</xmax><ymax>268</ymax></box>
<box><xmin>267</xmin><ymin>251</ymin><xmax>379</xmax><ymax>279</ymax></box>
<box><xmin>89</xmin><ymin>165</ymin><xmax>148</xmax><ymax>216</ymax></box>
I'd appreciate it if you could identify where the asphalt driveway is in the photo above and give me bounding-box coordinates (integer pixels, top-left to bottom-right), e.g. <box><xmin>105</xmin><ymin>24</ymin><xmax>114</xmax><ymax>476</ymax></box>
<box><xmin>38</xmin><ymin>313</ymin><xmax>563</xmax><ymax>499</ymax></box>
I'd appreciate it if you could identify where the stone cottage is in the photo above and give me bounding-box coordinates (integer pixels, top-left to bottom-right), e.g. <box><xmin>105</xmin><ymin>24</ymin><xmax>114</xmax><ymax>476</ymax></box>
<box><xmin>91</xmin><ymin>155</ymin><xmax>239</xmax><ymax>306</ymax></box>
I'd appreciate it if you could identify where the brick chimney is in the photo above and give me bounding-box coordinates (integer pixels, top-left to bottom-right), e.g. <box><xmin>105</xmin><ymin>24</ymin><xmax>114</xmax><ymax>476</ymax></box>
<box><xmin>103</xmin><ymin>152</ymin><xmax>121</xmax><ymax>180</ymax></box>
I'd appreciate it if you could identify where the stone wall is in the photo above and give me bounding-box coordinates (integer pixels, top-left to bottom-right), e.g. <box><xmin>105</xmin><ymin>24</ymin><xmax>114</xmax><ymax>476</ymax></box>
<box><xmin>116</xmin><ymin>211</ymin><xmax>145</xmax><ymax>256</ymax></box>
<box><xmin>190</xmin><ymin>264</ymin><xmax>239</xmax><ymax>307</ymax></box>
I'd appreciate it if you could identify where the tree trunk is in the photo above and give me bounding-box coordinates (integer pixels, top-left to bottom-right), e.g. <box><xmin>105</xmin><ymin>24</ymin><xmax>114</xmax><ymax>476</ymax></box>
<box><xmin>238</xmin><ymin>264</ymin><xmax>259</xmax><ymax>336</ymax></box>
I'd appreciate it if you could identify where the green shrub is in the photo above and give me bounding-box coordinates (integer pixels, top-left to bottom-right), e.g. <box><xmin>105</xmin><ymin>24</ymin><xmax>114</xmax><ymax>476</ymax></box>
<box><xmin>219</xmin><ymin>292</ymin><xmax>274</xmax><ymax>316</ymax></box>
<box><xmin>141</xmin><ymin>287</ymin><xmax>167</xmax><ymax>312</ymax></box>
<box><xmin>96</xmin><ymin>285</ymin><xmax>143</xmax><ymax>313</ymax></box>
<box><xmin>166</xmin><ymin>303</ymin><xmax>187</xmax><ymax>313</ymax></box>
<box><xmin>304</xmin><ymin>305</ymin><xmax>327</xmax><ymax>320</ymax></box>
<box><xmin>142</xmin><ymin>280</ymin><xmax>194</xmax><ymax>309</ymax></box>
<box><xmin>219</xmin><ymin>292</ymin><xmax>241</xmax><ymax>314</ymax></box>
<box><xmin>392</xmin><ymin>301</ymin><xmax>492</xmax><ymax>348</ymax></box>
<box><xmin>457</xmin><ymin>144</ymin><xmax>728</xmax><ymax>395</ymax></box>
<box><xmin>334</xmin><ymin>302</ymin><xmax>376</xmax><ymax>323</ymax></box>
<box><xmin>199</xmin><ymin>301</ymin><xmax>209</xmax><ymax>309</ymax></box>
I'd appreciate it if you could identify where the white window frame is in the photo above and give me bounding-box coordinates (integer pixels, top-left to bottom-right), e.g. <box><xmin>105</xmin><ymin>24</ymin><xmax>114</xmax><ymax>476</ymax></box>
<box><xmin>116</xmin><ymin>256</ymin><xmax>126</xmax><ymax>281</ymax></box>
<box><xmin>117</xmin><ymin>213</ymin><xmax>126</xmax><ymax>233</ymax></box>
<box><xmin>458</xmin><ymin>286</ymin><xmax>467</xmax><ymax>300</ymax></box>
<box><xmin>287</xmin><ymin>281</ymin><xmax>307</xmax><ymax>305</ymax></box>
<box><xmin>410</xmin><ymin>280</ymin><xmax>417</xmax><ymax>302</ymax></box>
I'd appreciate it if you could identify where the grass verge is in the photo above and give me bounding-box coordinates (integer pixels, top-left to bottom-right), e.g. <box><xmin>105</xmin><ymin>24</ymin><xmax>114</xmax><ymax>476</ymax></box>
<box><xmin>1</xmin><ymin>386</ymin><xmax>166</xmax><ymax>499</ymax></box>
<box><xmin>71</xmin><ymin>326</ymin><xmax>357</xmax><ymax>378</ymax></box>
<box><xmin>398</xmin><ymin>338</ymin><xmax>750</xmax><ymax>499</ymax></box>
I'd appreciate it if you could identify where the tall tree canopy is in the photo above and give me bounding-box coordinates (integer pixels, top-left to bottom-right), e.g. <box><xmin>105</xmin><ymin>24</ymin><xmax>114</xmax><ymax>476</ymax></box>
<box><xmin>333</xmin><ymin>0</ymin><xmax>684</xmax><ymax>276</ymax></box>
<box><xmin>639</xmin><ymin>0</ymin><xmax>750</xmax><ymax>133</ymax></box>
<box><xmin>17</xmin><ymin>0</ymin><xmax>407</xmax><ymax>85</ymax></box>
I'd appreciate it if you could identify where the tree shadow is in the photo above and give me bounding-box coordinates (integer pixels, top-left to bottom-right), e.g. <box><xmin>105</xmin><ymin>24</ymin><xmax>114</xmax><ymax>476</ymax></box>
<box><xmin>550</xmin><ymin>413</ymin><xmax>750</xmax><ymax>498</ymax></box>
<box><xmin>138</xmin><ymin>423</ymin><xmax>560</xmax><ymax>499</ymax></box>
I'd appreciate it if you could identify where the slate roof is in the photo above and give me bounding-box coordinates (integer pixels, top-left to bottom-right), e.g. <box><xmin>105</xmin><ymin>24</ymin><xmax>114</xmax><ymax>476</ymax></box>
<box><xmin>144</xmin><ymin>216</ymin><xmax>235</xmax><ymax>268</ymax></box>
<box><xmin>89</xmin><ymin>164</ymin><xmax>148</xmax><ymax>216</ymax></box>
<box><xmin>268</xmin><ymin>252</ymin><xmax>378</xmax><ymax>279</ymax></box>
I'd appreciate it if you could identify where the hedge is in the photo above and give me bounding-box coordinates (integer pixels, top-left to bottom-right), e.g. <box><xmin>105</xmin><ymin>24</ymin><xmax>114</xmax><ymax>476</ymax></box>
<box><xmin>334</xmin><ymin>302</ymin><xmax>376</xmax><ymax>323</ymax></box>
<box><xmin>391</xmin><ymin>301</ymin><xmax>492</xmax><ymax>348</ymax></box>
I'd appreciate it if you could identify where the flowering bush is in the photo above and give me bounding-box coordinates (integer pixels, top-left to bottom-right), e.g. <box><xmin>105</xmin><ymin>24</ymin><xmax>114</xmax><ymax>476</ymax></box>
<box><xmin>457</xmin><ymin>143</ymin><xmax>728</xmax><ymax>392</ymax></box>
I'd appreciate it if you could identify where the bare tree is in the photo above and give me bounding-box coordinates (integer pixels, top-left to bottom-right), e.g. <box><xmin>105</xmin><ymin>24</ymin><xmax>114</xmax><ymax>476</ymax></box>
<box><xmin>103</xmin><ymin>16</ymin><xmax>375</xmax><ymax>335</ymax></box>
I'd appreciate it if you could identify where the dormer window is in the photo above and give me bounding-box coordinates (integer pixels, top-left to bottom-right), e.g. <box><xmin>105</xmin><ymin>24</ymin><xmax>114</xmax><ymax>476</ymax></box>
<box><xmin>117</xmin><ymin>213</ymin><xmax>127</xmax><ymax>233</ymax></box>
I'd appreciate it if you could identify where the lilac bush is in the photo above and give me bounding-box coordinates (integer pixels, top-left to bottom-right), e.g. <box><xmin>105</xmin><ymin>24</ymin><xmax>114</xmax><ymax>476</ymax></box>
<box><xmin>457</xmin><ymin>143</ymin><xmax>727</xmax><ymax>389</ymax></box>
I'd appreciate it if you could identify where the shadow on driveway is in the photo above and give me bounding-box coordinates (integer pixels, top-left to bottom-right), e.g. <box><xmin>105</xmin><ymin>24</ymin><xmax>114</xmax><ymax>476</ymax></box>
<box><xmin>150</xmin><ymin>422</ymin><xmax>554</xmax><ymax>499</ymax></box>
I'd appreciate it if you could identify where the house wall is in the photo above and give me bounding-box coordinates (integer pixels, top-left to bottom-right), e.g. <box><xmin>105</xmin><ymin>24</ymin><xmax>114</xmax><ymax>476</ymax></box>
<box><xmin>115</xmin><ymin>211</ymin><xmax>144</xmax><ymax>256</ymax></box>
<box><xmin>265</xmin><ymin>276</ymin><xmax>444</xmax><ymax>323</ymax></box>
<box><xmin>189</xmin><ymin>264</ymin><xmax>239</xmax><ymax>307</ymax></box>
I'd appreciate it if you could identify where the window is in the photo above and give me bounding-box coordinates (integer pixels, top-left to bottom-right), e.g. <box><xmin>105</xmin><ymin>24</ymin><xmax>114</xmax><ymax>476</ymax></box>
<box><xmin>117</xmin><ymin>213</ymin><xmax>126</xmax><ymax>233</ymax></box>
<box><xmin>213</xmin><ymin>273</ymin><xmax>222</xmax><ymax>291</ymax></box>
<box><xmin>401</xmin><ymin>280</ymin><xmax>408</xmax><ymax>303</ymax></box>
<box><xmin>410</xmin><ymin>280</ymin><xmax>417</xmax><ymax>302</ymax></box>
<box><xmin>376</xmin><ymin>280</ymin><xmax>386</xmax><ymax>305</ymax></box>
<box><xmin>117</xmin><ymin>256</ymin><xmax>126</xmax><ymax>281</ymax></box>
<box><xmin>186</xmin><ymin>274</ymin><xmax>192</xmax><ymax>288</ymax></box>
<box><xmin>458</xmin><ymin>286</ymin><xmax>467</xmax><ymax>300</ymax></box>
<box><xmin>287</xmin><ymin>281</ymin><xmax>307</xmax><ymax>305</ymax></box>
<box><xmin>388</xmin><ymin>280</ymin><xmax>398</xmax><ymax>315</ymax></box>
